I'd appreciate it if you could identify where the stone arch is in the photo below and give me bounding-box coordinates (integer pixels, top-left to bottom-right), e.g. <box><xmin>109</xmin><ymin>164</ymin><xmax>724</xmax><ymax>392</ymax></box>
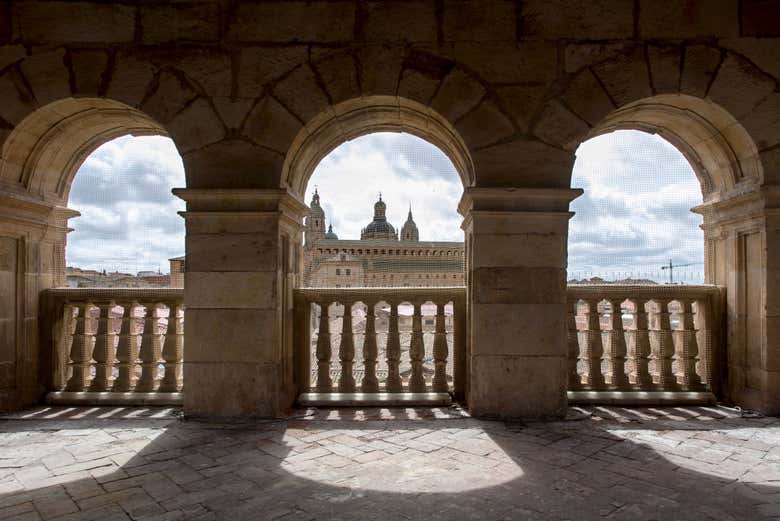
<box><xmin>1</xmin><ymin>97</ymin><xmax>167</xmax><ymax>204</ymax></box>
<box><xmin>280</xmin><ymin>95</ymin><xmax>476</xmax><ymax>198</ymax></box>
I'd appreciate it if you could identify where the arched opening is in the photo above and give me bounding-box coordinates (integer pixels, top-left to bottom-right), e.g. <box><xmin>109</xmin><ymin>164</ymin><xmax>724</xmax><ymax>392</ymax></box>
<box><xmin>566</xmin><ymin>94</ymin><xmax>767</xmax><ymax>409</ymax></box>
<box><xmin>295</xmin><ymin>129</ymin><xmax>465</xmax><ymax>404</ymax></box>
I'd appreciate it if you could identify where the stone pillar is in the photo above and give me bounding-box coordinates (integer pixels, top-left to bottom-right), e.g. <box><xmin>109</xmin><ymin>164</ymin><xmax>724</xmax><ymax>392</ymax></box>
<box><xmin>174</xmin><ymin>188</ymin><xmax>306</xmax><ymax>417</ymax></box>
<box><xmin>0</xmin><ymin>192</ymin><xmax>77</xmax><ymax>410</ymax></box>
<box><xmin>459</xmin><ymin>187</ymin><xmax>581</xmax><ymax>418</ymax></box>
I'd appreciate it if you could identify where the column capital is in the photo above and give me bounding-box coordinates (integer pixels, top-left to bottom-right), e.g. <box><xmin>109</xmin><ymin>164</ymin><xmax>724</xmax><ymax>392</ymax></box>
<box><xmin>458</xmin><ymin>187</ymin><xmax>583</xmax><ymax>216</ymax></box>
<box><xmin>172</xmin><ymin>188</ymin><xmax>308</xmax><ymax>216</ymax></box>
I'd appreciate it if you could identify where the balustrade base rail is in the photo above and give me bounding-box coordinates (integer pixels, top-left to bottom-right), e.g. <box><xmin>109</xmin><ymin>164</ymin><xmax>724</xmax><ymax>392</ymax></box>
<box><xmin>568</xmin><ymin>390</ymin><xmax>716</xmax><ymax>406</ymax></box>
<box><xmin>298</xmin><ymin>392</ymin><xmax>452</xmax><ymax>407</ymax></box>
<box><xmin>47</xmin><ymin>391</ymin><xmax>184</xmax><ymax>406</ymax></box>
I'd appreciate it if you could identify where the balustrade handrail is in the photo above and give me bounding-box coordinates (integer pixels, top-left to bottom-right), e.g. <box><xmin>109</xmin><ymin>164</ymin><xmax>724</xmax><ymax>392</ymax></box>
<box><xmin>41</xmin><ymin>287</ymin><xmax>184</xmax><ymax>397</ymax></box>
<box><xmin>567</xmin><ymin>283</ymin><xmax>721</xmax><ymax>299</ymax></box>
<box><xmin>293</xmin><ymin>286</ymin><xmax>467</xmax><ymax>399</ymax></box>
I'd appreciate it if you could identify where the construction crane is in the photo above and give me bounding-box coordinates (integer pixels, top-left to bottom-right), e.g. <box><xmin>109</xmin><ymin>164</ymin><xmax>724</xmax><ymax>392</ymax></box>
<box><xmin>660</xmin><ymin>259</ymin><xmax>702</xmax><ymax>284</ymax></box>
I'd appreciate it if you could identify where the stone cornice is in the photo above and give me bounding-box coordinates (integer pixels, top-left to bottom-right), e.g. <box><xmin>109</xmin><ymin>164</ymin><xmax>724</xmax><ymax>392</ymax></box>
<box><xmin>172</xmin><ymin>188</ymin><xmax>308</xmax><ymax>216</ymax></box>
<box><xmin>458</xmin><ymin>187</ymin><xmax>583</xmax><ymax>216</ymax></box>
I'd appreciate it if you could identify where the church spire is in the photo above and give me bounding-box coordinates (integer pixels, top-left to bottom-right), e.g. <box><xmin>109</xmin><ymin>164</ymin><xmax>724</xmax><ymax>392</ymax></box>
<box><xmin>401</xmin><ymin>201</ymin><xmax>419</xmax><ymax>242</ymax></box>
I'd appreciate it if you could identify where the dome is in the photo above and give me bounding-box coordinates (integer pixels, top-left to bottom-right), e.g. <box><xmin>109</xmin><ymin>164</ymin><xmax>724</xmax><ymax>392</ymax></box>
<box><xmin>324</xmin><ymin>224</ymin><xmax>338</xmax><ymax>240</ymax></box>
<box><xmin>361</xmin><ymin>194</ymin><xmax>398</xmax><ymax>241</ymax></box>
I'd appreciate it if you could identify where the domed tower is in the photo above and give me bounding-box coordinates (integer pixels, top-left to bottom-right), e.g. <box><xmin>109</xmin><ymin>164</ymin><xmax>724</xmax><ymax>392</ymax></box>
<box><xmin>400</xmin><ymin>204</ymin><xmax>419</xmax><ymax>242</ymax></box>
<box><xmin>304</xmin><ymin>188</ymin><xmax>326</xmax><ymax>246</ymax></box>
<box><xmin>360</xmin><ymin>194</ymin><xmax>398</xmax><ymax>241</ymax></box>
<box><xmin>324</xmin><ymin>223</ymin><xmax>338</xmax><ymax>240</ymax></box>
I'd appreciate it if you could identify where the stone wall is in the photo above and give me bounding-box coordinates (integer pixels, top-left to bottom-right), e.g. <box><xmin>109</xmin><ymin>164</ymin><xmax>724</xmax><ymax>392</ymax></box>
<box><xmin>0</xmin><ymin>1</ymin><xmax>778</xmax><ymax>415</ymax></box>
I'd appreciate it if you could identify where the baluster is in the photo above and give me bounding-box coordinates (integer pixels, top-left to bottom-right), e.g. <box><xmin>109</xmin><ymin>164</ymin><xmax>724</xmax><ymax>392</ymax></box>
<box><xmin>90</xmin><ymin>302</ymin><xmax>117</xmax><ymax>391</ymax></box>
<box><xmin>338</xmin><ymin>301</ymin><xmax>356</xmax><ymax>392</ymax></box>
<box><xmin>567</xmin><ymin>298</ymin><xmax>582</xmax><ymax>390</ymax></box>
<box><xmin>136</xmin><ymin>303</ymin><xmax>163</xmax><ymax>391</ymax></box>
<box><xmin>66</xmin><ymin>302</ymin><xmax>95</xmax><ymax>391</ymax></box>
<box><xmin>316</xmin><ymin>301</ymin><xmax>333</xmax><ymax>391</ymax></box>
<box><xmin>674</xmin><ymin>298</ymin><xmax>702</xmax><ymax>388</ymax></box>
<box><xmin>629</xmin><ymin>299</ymin><xmax>653</xmax><ymax>389</ymax></box>
<box><xmin>651</xmin><ymin>299</ymin><xmax>677</xmax><ymax>388</ymax></box>
<box><xmin>605</xmin><ymin>299</ymin><xmax>629</xmax><ymax>388</ymax></box>
<box><xmin>408</xmin><ymin>302</ymin><xmax>426</xmax><ymax>392</ymax></box>
<box><xmin>582</xmin><ymin>299</ymin><xmax>605</xmax><ymax>389</ymax></box>
<box><xmin>361</xmin><ymin>301</ymin><xmax>379</xmax><ymax>392</ymax></box>
<box><xmin>114</xmin><ymin>301</ymin><xmax>140</xmax><ymax>391</ymax></box>
<box><xmin>159</xmin><ymin>302</ymin><xmax>184</xmax><ymax>392</ymax></box>
<box><xmin>385</xmin><ymin>302</ymin><xmax>403</xmax><ymax>392</ymax></box>
<box><xmin>432</xmin><ymin>301</ymin><xmax>449</xmax><ymax>392</ymax></box>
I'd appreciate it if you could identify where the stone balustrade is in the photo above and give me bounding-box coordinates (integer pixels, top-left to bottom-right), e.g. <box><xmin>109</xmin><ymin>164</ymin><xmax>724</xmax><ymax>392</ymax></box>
<box><xmin>42</xmin><ymin>288</ymin><xmax>184</xmax><ymax>405</ymax></box>
<box><xmin>567</xmin><ymin>284</ymin><xmax>724</xmax><ymax>403</ymax></box>
<box><xmin>293</xmin><ymin>287</ymin><xmax>466</xmax><ymax>403</ymax></box>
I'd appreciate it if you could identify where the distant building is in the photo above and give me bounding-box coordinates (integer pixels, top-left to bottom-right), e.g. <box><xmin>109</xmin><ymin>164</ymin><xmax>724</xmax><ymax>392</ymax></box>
<box><xmin>303</xmin><ymin>190</ymin><xmax>464</xmax><ymax>288</ymax></box>
<box><xmin>65</xmin><ymin>267</ymin><xmax>171</xmax><ymax>288</ymax></box>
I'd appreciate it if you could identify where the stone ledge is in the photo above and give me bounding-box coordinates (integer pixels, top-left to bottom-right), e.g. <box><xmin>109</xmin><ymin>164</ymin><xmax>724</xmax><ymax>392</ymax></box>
<box><xmin>567</xmin><ymin>391</ymin><xmax>716</xmax><ymax>405</ymax></box>
<box><xmin>298</xmin><ymin>392</ymin><xmax>452</xmax><ymax>407</ymax></box>
<box><xmin>46</xmin><ymin>392</ymin><xmax>183</xmax><ymax>406</ymax></box>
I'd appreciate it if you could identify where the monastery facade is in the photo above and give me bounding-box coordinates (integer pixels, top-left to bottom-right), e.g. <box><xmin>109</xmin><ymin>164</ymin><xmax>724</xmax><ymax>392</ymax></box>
<box><xmin>303</xmin><ymin>190</ymin><xmax>464</xmax><ymax>288</ymax></box>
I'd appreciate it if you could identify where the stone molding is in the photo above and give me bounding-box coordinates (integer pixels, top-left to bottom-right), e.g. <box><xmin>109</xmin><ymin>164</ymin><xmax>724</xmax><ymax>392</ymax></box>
<box><xmin>458</xmin><ymin>186</ymin><xmax>583</xmax><ymax>216</ymax></box>
<box><xmin>172</xmin><ymin>187</ymin><xmax>308</xmax><ymax>218</ymax></box>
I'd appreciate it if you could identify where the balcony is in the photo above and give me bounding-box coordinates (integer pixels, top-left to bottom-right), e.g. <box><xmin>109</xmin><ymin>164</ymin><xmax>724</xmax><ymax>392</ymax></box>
<box><xmin>41</xmin><ymin>283</ymin><xmax>723</xmax><ymax>408</ymax></box>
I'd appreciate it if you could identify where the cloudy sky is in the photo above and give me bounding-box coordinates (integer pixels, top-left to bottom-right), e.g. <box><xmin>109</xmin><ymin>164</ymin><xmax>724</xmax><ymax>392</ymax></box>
<box><xmin>67</xmin><ymin>130</ymin><xmax>703</xmax><ymax>282</ymax></box>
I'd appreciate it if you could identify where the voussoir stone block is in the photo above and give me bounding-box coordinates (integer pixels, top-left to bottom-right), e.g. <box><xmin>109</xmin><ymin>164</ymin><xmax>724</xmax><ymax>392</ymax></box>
<box><xmin>455</xmin><ymin>100</ymin><xmax>515</xmax><ymax>149</ymax></box>
<box><xmin>397</xmin><ymin>69</ymin><xmax>441</xmax><ymax>107</ymax></box>
<box><xmin>272</xmin><ymin>65</ymin><xmax>331</xmax><ymax>123</ymax></box>
<box><xmin>140</xmin><ymin>71</ymin><xmax>199</xmax><ymax>124</ymax></box>
<box><xmin>680</xmin><ymin>45</ymin><xmax>721</xmax><ymax>98</ymax></box>
<box><xmin>238</xmin><ymin>46</ymin><xmax>307</xmax><ymax>98</ymax></box>
<box><xmin>356</xmin><ymin>46</ymin><xmax>405</xmax><ymax>96</ymax></box>
<box><xmin>0</xmin><ymin>45</ymin><xmax>25</xmax><ymax>72</ymax></box>
<box><xmin>647</xmin><ymin>45</ymin><xmax>682</xmax><ymax>94</ymax></box>
<box><xmin>314</xmin><ymin>53</ymin><xmax>360</xmax><ymax>105</ymax></box>
<box><xmin>741</xmin><ymin>94</ymin><xmax>780</xmax><ymax>151</ymax></box>
<box><xmin>166</xmin><ymin>98</ymin><xmax>226</xmax><ymax>154</ymax></box>
<box><xmin>243</xmin><ymin>97</ymin><xmax>302</xmax><ymax>154</ymax></box>
<box><xmin>170</xmin><ymin>50</ymin><xmax>232</xmax><ymax>98</ymax></box>
<box><xmin>15</xmin><ymin>2</ymin><xmax>135</xmax><ymax>44</ymax></box>
<box><xmin>592</xmin><ymin>47</ymin><xmax>652</xmax><ymax>107</ymax></box>
<box><xmin>70</xmin><ymin>49</ymin><xmax>108</xmax><ymax>97</ymax></box>
<box><xmin>20</xmin><ymin>48</ymin><xmax>70</xmax><ymax>106</ymax></box>
<box><xmin>430</xmin><ymin>69</ymin><xmax>486</xmax><ymax>124</ymax></box>
<box><xmin>106</xmin><ymin>53</ymin><xmax>156</xmax><ymax>108</ymax></box>
<box><xmin>494</xmin><ymin>85</ymin><xmax>547</xmax><ymax>134</ymax></box>
<box><xmin>720</xmin><ymin>38</ymin><xmax>780</xmax><ymax>82</ymax></box>
<box><xmin>212</xmin><ymin>98</ymin><xmax>255</xmax><ymax>130</ymax></box>
<box><xmin>532</xmin><ymin>100</ymin><xmax>590</xmax><ymax>151</ymax></box>
<box><xmin>708</xmin><ymin>53</ymin><xmax>775</xmax><ymax>120</ymax></box>
<box><xmin>561</xmin><ymin>70</ymin><xmax>615</xmax><ymax>127</ymax></box>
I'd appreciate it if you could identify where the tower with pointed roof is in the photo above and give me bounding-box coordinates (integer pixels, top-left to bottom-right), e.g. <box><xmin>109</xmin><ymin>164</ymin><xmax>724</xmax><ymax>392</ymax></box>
<box><xmin>305</xmin><ymin>188</ymin><xmax>327</xmax><ymax>245</ymax></box>
<box><xmin>400</xmin><ymin>204</ymin><xmax>419</xmax><ymax>242</ymax></box>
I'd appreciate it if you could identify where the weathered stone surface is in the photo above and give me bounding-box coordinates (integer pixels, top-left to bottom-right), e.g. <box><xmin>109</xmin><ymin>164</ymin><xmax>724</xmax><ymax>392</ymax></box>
<box><xmin>442</xmin><ymin>0</ymin><xmax>516</xmax><ymax>42</ymax></box>
<box><xmin>314</xmin><ymin>53</ymin><xmax>360</xmax><ymax>105</ymax></box>
<box><xmin>397</xmin><ymin>69</ymin><xmax>440</xmax><ymax>107</ymax></box>
<box><xmin>561</xmin><ymin>70</ymin><xmax>615</xmax><ymax>127</ymax></box>
<box><xmin>493</xmin><ymin>85</ymin><xmax>547</xmax><ymax>133</ymax></box>
<box><xmin>140</xmin><ymin>71</ymin><xmax>198</xmax><ymax>124</ymax></box>
<box><xmin>522</xmin><ymin>0</ymin><xmax>633</xmax><ymax>39</ymax></box>
<box><xmin>140</xmin><ymin>3</ymin><xmax>220</xmax><ymax>43</ymax></box>
<box><xmin>708</xmin><ymin>53</ymin><xmax>775</xmax><ymax>120</ymax></box>
<box><xmin>356</xmin><ymin>46</ymin><xmax>405</xmax><ymax>96</ymax></box>
<box><xmin>212</xmin><ymin>97</ymin><xmax>254</xmax><ymax>130</ymax></box>
<box><xmin>0</xmin><ymin>45</ymin><xmax>24</xmax><ymax>72</ymax></box>
<box><xmin>106</xmin><ymin>53</ymin><xmax>156</xmax><ymax>108</ymax></box>
<box><xmin>741</xmin><ymin>0</ymin><xmax>780</xmax><ymax>37</ymax></box>
<box><xmin>228</xmin><ymin>1</ymin><xmax>355</xmax><ymax>43</ymax></box>
<box><xmin>473</xmin><ymin>267</ymin><xmax>567</xmax><ymax>304</ymax></box>
<box><xmin>741</xmin><ymin>94</ymin><xmax>780</xmax><ymax>151</ymax></box>
<box><xmin>454</xmin><ymin>43</ymin><xmax>557</xmax><ymax>83</ymax></box>
<box><xmin>166</xmin><ymin>98</ymin><xmax>226</xmax><ymax>154</ymax></box>
<box><xmin>237</xmin><ymin>47</ymin><xmax>307</xmax><ymax>98</ymax></box>
<box><xmin>182</xmin><ymin>140</ymin><xmax>283</xmax><ymax>189</ymax></box>
<box><xmin>638</xmin><ymin>0</ymin><xmax>739</xmax><ymax>38</ymax></box>
<box><xmin>455</xmin><ymin>100</ymin><xmax>515</xmax><ymax>149</ymax></box>
<box><xmin>472</xmin><ymin>139</ymin><xmax>575</xmax><ymax>187</ymax></box>
<box><xmin>593</xmin><ymin>47</ymin><xmax>652</xmax><ymax>107</ymax></box>
<box><xmin>14</xmin><ymin>2</ymin><xmax>135</xmax><ymax>43</ymax></box>
<box><xmin>564</xmin><ymin>42</ymin><xmax>632</xmax><ymax>73</ymax></box>
<box><xmin>431</xmin><ymin>69</ymin><xmax>486</xmax><ymax>123</ymax></box>
<box><xmin>272</xmin><ymin>66</ymin><xmax>330</xmax><ymax>124</ymax></box>
<box><xmin>243</xmin><ymin>96</ymin><xmax>302</xmax><ymax>154</ymax></box>
<box><xmin>647</xmin><ymin>45</ymin><xmax>682</xmax><ymax>94</ymax></box>
<box><xmin>679</xmin><ymin>45</ymin><xmax>722</xmax><ymax>98</ymax></box>
<box><xmin>185</xmin><ymin>272</ymin><xmax>277</xmax><ymax>310</ymax></box>
<box><xmin>186</xmin><ymin>232</ymin><xmax>277</xmax><ymax>272</ymax></box>
<box><xmin>720</xmin><ymin>38</ymin><xmax>780</xmax><ymax>82</ymax></box>
<box><xmin>173</xmin><ymin>50</ymin><xmax>232</xmax><ymax>98</ymax></box>
<box><xmin>20</xmin><ymin>48</ymin><xmax>70</xmax><ymax>106</ymax></box>
<box><xmin>362</xmin><ymin>1</ymin><xmax>436</xmax><ymax>43</ymax></box>
<box><xmin>70</xmin><ymin>49</ymin><xmax>108</xmax><ymax>97</ymax></box>
<box><xmin>533</xmin><ymin>100</ymin><xmax>590</xmax><ymax>151</ymax></box>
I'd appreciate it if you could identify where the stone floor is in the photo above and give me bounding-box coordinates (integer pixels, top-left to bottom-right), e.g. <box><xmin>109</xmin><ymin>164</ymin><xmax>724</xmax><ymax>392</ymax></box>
<box><xmin>0</xmin><ymin>405</ymin><xmax>777</xmax><ymax>520</ymax></box>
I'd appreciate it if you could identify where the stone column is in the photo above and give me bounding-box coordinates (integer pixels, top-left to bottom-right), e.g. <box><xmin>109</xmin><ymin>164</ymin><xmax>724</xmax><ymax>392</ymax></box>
<box><xmin>0</xmin><ymin>192</ymin><xmax>77</xmax><ymax>410</ymax></box>
<box><xmin>459</xmin><ymin>187</ymin><xmax>581</xmax><ymax>418</ymax></box>
<box><xmin>174</xmin><ymin>189</ymin><xmax>307</xmax><ymax>417</ymax></box>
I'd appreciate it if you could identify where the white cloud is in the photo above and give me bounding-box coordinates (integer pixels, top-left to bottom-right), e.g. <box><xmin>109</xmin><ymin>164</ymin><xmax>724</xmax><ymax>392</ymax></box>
<box><xmin>66</xmin><ymin>129</ymin><xmax>704</xmax><ymax>283</ymax></box>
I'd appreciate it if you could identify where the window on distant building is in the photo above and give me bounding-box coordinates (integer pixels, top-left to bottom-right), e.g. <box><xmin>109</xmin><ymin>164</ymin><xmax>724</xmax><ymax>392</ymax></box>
<box><xmin>346</xmin><ymin>268</ymin><xmax>351</xmax><ymax>275</ymax></box>
<box><xmin>336</xmin><ymin>268</ymin><xmax>341</xmax><ymax>275</ymax></box>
